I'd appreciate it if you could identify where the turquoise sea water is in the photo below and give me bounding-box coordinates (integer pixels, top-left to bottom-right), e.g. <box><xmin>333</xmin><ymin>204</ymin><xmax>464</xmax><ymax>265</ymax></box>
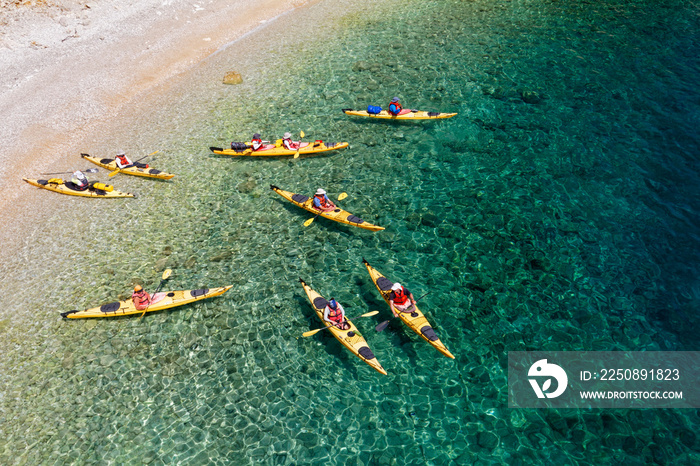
<box><xmin>1</xmin><ymin>0</ymin><xmax>699</xmax><ymax>463</ymax></box>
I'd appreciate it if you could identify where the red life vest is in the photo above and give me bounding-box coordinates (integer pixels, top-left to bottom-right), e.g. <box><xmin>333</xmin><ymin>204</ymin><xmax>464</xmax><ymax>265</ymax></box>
<box><xmin>388</xmin><ymin>101</ymin><xmax>403</xmax><ymax>115</ymax></box>
<box><xmin>392</xmin><ymin>287</ymin><xmax>409</xmax><ymax>306</ymax></box>
<box><xmin>116</xmin><ymin>155</ymin><xmax>130</xmax><ymax>166</ymax></box>
<box><xmin>251</xmin><ymin>138</ymin><xmax>263</xmax><ymax>150</ymax></box>
<box><xmin>132</xmin><ymin>290</ymin><xmax>151</xmax><ymax>310</ymax></box>
<box><xmin>314</xmin><ymin>194</ymin><xmax>333</xmax><ymax>209</ymax></box>
<box><xmin>327</xmin><ymin>305</ymin><xmax>343</xmax><ymax>323</ymax></box>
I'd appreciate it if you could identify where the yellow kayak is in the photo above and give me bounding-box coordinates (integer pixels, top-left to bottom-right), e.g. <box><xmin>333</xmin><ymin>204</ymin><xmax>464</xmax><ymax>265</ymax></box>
<box><xmin>299</xmin><ymin>278</ymin><xmax>387</xmax><ymax>375</ymax></box>
<box><xmin>81</xmin><ymin>154</ymin><xmax>175</xmax><ymax>180</ymax></box>
<box><xmin>270</xmin><ymin>185</ymin><xmax>384</xmax><ymax>231</ymax></box>
<box><xmin>342</xmin><ymin>108</ymin><xmax>457</xmax><ymax>120</ymax></box>
<box><xmin>61</xmin><ymin>285</ymin><xmax>232</xmax><ymax>318</ymax></box>
<box><xmin>363</xmin><ymin>259</ymin><xmax>455</xmax><ymax>359</ymax></box>
<box><xmin>209</xmin><ymin>141</ymin><xmax>348</xmax><ymax>157</ymax></box>
<box><xmin>23</xmin><ymin>177</ymin><xmax>135</xmax><ymax>198</ymax></box>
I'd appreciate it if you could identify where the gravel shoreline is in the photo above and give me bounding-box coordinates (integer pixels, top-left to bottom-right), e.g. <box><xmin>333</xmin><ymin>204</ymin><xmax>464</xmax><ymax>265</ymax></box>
<box><xmin>0</xmin><ymin>0</ymin><xmax>308</xmax><ymax>254</ymax></box>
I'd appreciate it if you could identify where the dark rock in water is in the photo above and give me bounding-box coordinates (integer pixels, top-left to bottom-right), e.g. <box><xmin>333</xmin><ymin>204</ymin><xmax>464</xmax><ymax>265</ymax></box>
<box><xmin>477</xmin><ymin>431</ymin><xmax>499</xmax><ymax>449</ymax></box>
<box><xmin>520</xmin><ymin>90</ymin><xmax>542</xmax><ymax>104</ymax></box>
<box><xmin>223</xmin><ymin>71</ymin><xmax>243</xmax><ymax>84</ymax></box>
<box><xmin>297</xmin><ymin>432</ymin><xmax>318</xmax><ymax>447</ymax></box>
<box><xmin>352</xmin><ymin>61</ymin><xmax>370</xmax><ymax>72</ymax></box>
<box><xmin>237</xmin><ymin>180</ymin><xmax>256</xmax><ymax>193</ymax></box>
<box><xmin>421</xmin><ymin>212</ymin><xmax>441</xmax><ymax>228</ymax></box>
<box><xmin>155</xmin><ymin>257</ymin><xmax>168</xmax><ymax>271</ymax></box>
<box><xmin>184</xmin><ymin>256</ymin><xmax>197</xmax><ymax>268</ymax></box>
<box><xmin>211</xmin><ymin>250</ymin><xmax>233</xmax><ymax>262</ymax></box>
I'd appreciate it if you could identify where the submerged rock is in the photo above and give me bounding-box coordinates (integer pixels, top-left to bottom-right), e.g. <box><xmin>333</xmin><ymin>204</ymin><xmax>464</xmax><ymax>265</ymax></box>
<box><xmin>520</xmin><ymin>89</ymin><xmax>542</xmax><ymax>104</ymax></box>
<box><xmin>223</xmin><ymin>71</ymin><xmax>243</xmax><ymax>85</ymax></box>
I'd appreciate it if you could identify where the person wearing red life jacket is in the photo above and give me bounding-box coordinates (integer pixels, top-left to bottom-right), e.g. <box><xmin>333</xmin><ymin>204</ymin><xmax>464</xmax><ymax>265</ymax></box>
<box><xmin>282</xmin><ymin>132</ymin><xmax>299</xmax><ymax>150</ymax></box>
<box><xmin>132</xmin><ymin>285</ymin><xmax>152</xmax><ymax>310</ymax></box>
<box><xmin>312</xmin><ymin>188</ymin><xmax>336</xmax><ymax>212</ymax></box>
<box><xmin>115</xmin><ymin>150</ymin><xmax>148</xmax><ymax>169</ymax></box>
<box><xmin>132</xmin><ymin>285</ymin><xmax>166</xmax><ymax>311</ymax></box>
<box><xmin>251</xmin><ymin>133</ymin><xmax>266</xmax><ymax>151</ymax></box>
<box><xmin>389</xmin><ymin>282</ymin><xmax>416</xmax><ymax>317</ymax></box>
<box><xmin>324</xmin><ymin>298</ymin><xmax>349</xmax><ymax>330</ymax></box>
<box><xmin>388</xmin><ymin>97</ymin><xmax>403</xmax><ymax>116</ymax></box>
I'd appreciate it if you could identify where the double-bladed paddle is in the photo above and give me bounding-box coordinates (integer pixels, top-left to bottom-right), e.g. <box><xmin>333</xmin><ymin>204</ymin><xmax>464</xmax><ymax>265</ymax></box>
<box><xmin>375</xmin><ymin>291</ymin><xmax>431</xmax><ymax>332</ymax></box>
<box><xmin>303</xmin><ymin>192</ymin><xmax>348</xmax><ymax>227</ymax></box>
<box><xmin>140</xmin><ymin>268</ymin><xmax>172</xmax><ymax>319</ymax></box>
<box><xmin>40</xmin><ymin>168</ymin><xmax>99</xmax><ymax>176</ymax></box>
<box><xmin>302</xmin><ymin>310</ymin><xmax>379</xmax><ymax>337</ymax></box>
<box><xmin>293</xmin><ymin>131</ymin><xmax>305</xmax><ymax>159</ymax></box>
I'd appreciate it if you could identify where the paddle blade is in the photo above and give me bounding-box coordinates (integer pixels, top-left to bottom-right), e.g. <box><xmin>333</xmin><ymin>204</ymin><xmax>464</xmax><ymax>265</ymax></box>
<box><xmin>86</xmin><ymin>168</ymin><xmax>99</xmax><ymax>173</ymax></box>
<box><xmin>360</xmin><ymin>310</ymin><xmax>380</xmax><ymax>318</ymax></box>
<box><xmin>294</xmin><ymin>151</ymin><xmax>300</xmax><ymax>159</ymax></box>
<box><xmin>148</xmin><ymin>150</ymin><xmax>160</xmax><ymax>156</ymax></box>
<box><xmin>162</xmin><ymin>269</ymin><xmax>172</xmax><ymax>280</ymax></box>
<box><xmin>303</xmin><ymin>217</ymin><xmax>315</xmax><ymax>227</ymax></box>
<box><xmin>302</xmin><ymin>327</ymin><xmax>324</xmax><ymax>338</ymax></box>
<box><xmin>108</xmin><ymin>169</ymin><xmax>120</xmax><ymax>177</ymax></box>
<box><xmin>300</xmin><ymin>131</ymin><xmax>305</xmax><ymax>138</ymax></box>
<box><xmin>337</xmin><ymin>192</ymin><xmax>347</xmax><ymax>201</ymax></box>
<box><xmin>375</xmin><ymin>320</ymin><xmax>390</xmax><ymax>332</ymax></box>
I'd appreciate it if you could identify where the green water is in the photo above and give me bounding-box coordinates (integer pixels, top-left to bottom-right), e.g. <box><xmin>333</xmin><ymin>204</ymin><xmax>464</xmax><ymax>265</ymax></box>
<box><xmin>1</xmin><ymin>0</ymin><xmax>699</xmax><ymax>463</ymax></box>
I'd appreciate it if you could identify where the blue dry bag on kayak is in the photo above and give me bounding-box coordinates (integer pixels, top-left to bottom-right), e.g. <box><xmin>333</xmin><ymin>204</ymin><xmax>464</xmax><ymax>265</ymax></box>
<box><xmin>367</xmin><ymin>105</ymin><xmax>382</xmax><ymax>114</ymax></box>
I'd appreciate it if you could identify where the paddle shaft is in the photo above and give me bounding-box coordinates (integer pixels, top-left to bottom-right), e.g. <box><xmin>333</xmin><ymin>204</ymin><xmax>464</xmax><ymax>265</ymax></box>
<box><xmin>375</xmin><ymin>291</ymin><xmax>430</xmax><ymax>331</ymax></box>
<box><xmin>303</xmin><ymin>310</ymin><xmax>378</xmax><ymax>337</ymax></box>
<box><xmin>40</xmin><ymin>168</ymin><xmax>98</xmax><ymax>176</ymax></box>
<box><xmin>140</xmin><ymin>269</ymin><xmax>171</xmax><ymax>318</ymax></box>
<box><xmin>304</xmin><ymin>192</ymin><xmax>347</xmax><ymax>226</ymax></box>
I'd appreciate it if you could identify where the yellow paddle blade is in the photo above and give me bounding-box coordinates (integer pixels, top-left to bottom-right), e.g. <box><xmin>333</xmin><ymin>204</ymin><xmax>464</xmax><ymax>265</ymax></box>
<box><xmin>162</xmin><ymin>269</ymin><xmax>172</xmax><ymax>280</ymax></box>
<box><xmin>303</xmin><ymin>217</ymin><xmax>315</xmax><ymax>227</ymax></box>
<box><xmin>300</xmin><ymin>131</ymin><xmax>305</xmax><ymax>138</ymax></box>
<box><xmin>108</xmin><ymin>169</ymin><xmax>120</xmax><ymax>177</ymax></box>
<box><xmin>294</xmin><ymin>151</ymin><xmax>300</xmax><ymax>159</ymax></box>
<box><xmin>302</xmin><ymin>327</ymin><xmax>325</xmax><ymax>337</ymax></box>
<box><xmin>337</xmin><ymin>192</ymin><xmax>347</xmax><ymax>201</ymax></box>
<box><xmin>149</xmin><ymin>150</ymin><xmax>160</xmax><ymax>156</ymax></box>
<box><xmin>360</xmin><ymin>310</ymin><xmax>380</xmax><ymax>318</ymax></box>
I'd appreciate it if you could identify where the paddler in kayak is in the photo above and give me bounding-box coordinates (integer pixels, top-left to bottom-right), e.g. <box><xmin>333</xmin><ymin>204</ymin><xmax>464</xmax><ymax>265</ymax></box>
<box><xmin>312</xmin><ymin>188</ymin><xmax>336</xmax><ymax>212</ymax></box>
<box><xmin>251</xmin><ymin>133</ymin><xmax>268</xmax><ymax>151</ymax></box>
<box><xmin>389</xmin><ymin>283</ymin><xmax>417</xmax><ymax>317</ymax></box>
<box><xmin>388</xmin><ymin>97</ymin><xmax>403</xmax><ymax>116</ymax></box>
<box><xmin>282</xmin><ymin>132</ymin><xmax>300</xmax><ymax>150</ymax></box>
<box><xmin>70</xmin><ymin>170</ymin><xmax>90</xmax><ymax>191</ymax></box>
<box><xmin>132</xmin><ymin>285</ymin><xmax>166</xmax><ymax>310</ymax></box>
<box><xmin>324</xmin><ymin>298</ymin><xmax>350</xmax><ymax>330</ymax></box>
<box><xmin>115</xmin><ymin>150</ymin><xmax>148</xmax><ymax>169</ymax></box>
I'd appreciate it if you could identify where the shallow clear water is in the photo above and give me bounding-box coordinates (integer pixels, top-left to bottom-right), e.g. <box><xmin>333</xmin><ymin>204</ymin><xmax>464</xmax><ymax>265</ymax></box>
<box><xmin>1</xmin><ymin>0</ymin><xmax>699</xmax><ymax>463</ymax></box>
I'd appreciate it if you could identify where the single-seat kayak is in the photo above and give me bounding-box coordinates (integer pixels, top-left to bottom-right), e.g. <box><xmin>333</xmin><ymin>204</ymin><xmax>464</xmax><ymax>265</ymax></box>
<box><xmin>209</xmin><ymin>141</ymin><xmax>348</xmax><ymax>157</ymax></box>
<box><xmin>23</xmin><ymin>177</ymin><xmax>135</xmax><ymax>198</ymax></box>
<box><xmin>61</xmin><ymin>285</ymin><xmax>233</xmax><ymax>318</ymax></box>
<box><xmin>342</xmin><ymin>108</ymin><xmax>457</xmax><ymax>120</ymax></box>
<box><xmin>81</xmin><ymin>154</ymin><xmax>175</xmax><ymax>180</ymax></box>
<box><xmin>299</xmin><ymin>278</ymin><xmax>387</xmax><ymax>375</ymax></box>
<box><xmin>363</xmin><ymin>259</ymin><xmax>455</xmax><ymax>359</ymax></box>
<box><xmin>270</xmin><ymin>185</ymin><xmax>384</xmax><ymax>231</ymax></box>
